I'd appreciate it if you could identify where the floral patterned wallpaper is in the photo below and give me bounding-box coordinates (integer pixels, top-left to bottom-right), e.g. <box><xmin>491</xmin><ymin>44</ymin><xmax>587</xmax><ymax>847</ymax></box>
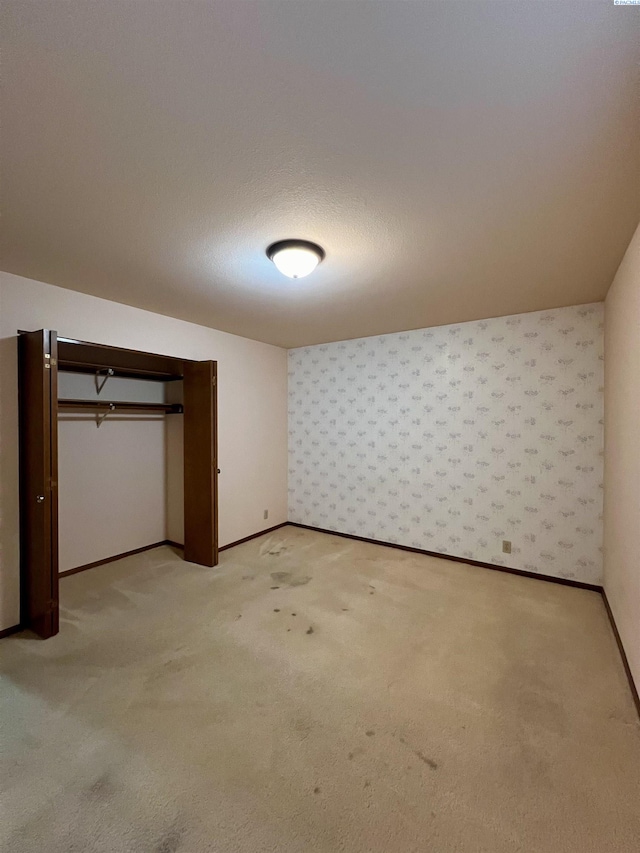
<box><xmin>288</xmin><ymin>304</ymin><xmax>604</xmax><ymax>584</ymax></box>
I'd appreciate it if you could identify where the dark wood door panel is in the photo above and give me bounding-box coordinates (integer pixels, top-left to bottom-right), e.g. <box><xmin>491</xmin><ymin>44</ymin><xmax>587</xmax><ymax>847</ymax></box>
<box><xmin>18</xmin><ymin>330</ymin><xmax>59</xmax><ymax>637</ymax></box>
<box><xmin>183</xmin><ymin>361</ymin><xmax>218</xmax><ymax>567</ymax></box>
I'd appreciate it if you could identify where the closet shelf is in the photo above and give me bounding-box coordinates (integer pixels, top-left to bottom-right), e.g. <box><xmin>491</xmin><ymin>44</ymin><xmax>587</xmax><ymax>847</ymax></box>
<box><xmin>57</xmin><ymin>337</ymin><xmax>184</xmax><ymax>382</ymax></box>
<box><xmin>58</xmin><ymin>361</ymin><xmax>182</xmax><ymax>382</ymax></box>
<box><xmin>58</xmin><ymin>399</ymin><xmax>183</xmax><ymax>414</ymax></box>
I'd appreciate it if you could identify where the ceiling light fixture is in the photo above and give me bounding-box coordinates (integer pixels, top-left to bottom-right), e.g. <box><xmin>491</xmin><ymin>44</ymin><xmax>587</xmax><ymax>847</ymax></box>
<box><xmin>266</xmin><ymin>239</ymin><xmax>325</xmax><ymax>279</ymax></box>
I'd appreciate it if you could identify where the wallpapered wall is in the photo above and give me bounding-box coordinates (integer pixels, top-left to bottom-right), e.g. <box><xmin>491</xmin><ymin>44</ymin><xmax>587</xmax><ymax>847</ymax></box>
<box><xmin>288</xmin><ymin>304</ymin><xmax>604</xmax><ymax>584</ymax></box>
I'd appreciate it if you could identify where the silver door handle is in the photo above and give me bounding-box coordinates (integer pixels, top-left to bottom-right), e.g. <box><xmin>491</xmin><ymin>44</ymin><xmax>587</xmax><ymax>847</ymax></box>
<box><xmin>36</xmin><ymin>495</ymin><xmax>45</xmax><ymax>503</ymax></box>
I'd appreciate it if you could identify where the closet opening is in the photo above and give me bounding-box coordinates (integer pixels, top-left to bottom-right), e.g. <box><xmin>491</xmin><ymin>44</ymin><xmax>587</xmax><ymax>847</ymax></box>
<box><xmin>17</xmin><ymin>329</ymin><xmax>218</xmax><ymax>638</ymax></box>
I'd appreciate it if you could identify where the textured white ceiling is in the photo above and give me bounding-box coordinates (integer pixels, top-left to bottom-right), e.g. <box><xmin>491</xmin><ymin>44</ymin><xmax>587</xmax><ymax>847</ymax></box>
<box><xmin>1</xmin><ymin>1</ymin><xmax>639</xmax><ymax>348</ymax></box>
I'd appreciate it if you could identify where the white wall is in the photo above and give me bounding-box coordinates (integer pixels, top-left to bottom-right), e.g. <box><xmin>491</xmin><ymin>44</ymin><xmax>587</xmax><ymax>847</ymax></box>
<box><xmin>57</xmin><ymin>373</ymin><xmax>167</xmax><ymax>572</ymax></box>
<box><xmin>0</xmin><ymin>271</ymin><xmax>288</xmax><ymax>631</ymax></box>
<box><xmin>58</xmin><ymin>417</ymin><xmax>166</xmax><ymax>572</ymax></box>
<box><xmin>604</xmin><ymin>222</ymin><xmax>640</xmax><ymax>693</ymax></box>
<box><xmin>289</xmin><ymin>304</ymin><xmax>604</xmax><ymax>584</ymax></box>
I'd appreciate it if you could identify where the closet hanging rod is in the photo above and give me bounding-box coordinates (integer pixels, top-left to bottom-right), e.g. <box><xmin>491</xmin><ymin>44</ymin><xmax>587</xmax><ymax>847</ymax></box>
<box><xmin>58</xmin><ymin>399</ymin><xmax>183</xmax><ymax>414</ymax></box>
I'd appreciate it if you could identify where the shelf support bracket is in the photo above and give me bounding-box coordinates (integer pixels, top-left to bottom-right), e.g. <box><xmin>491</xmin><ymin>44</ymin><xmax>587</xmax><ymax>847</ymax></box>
<box><xmin>95</xmin><ymin>368</ymin><xmax>115</xmax><ymax>396</ymax></box>
<box><xmin>96</xmin><ymin>403</ymin><xmax>116</xmax><ymax>428</ymax></box>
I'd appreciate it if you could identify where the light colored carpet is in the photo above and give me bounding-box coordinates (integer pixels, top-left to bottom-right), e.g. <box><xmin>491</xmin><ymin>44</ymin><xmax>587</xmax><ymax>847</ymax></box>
<box><xmin>1</xmin><ymin>527</ymin><xmax>639</xmax><ymax>853</ymax></box>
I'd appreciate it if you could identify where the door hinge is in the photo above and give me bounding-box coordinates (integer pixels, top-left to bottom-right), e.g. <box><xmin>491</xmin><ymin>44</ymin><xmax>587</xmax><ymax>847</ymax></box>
<box><xmin>44</xmin><ymin>354</ymin><xmax>57</xmax><ymax>369</ymax></box>
<box><xmin>212</xmin><ymin>376</ymin><xmax>217</xmax><ymax>387</ymax></box>
<box><xmin>47</xmin><ymin>599</ymin><xmax>58</xmax><ymax>612</ymax></box>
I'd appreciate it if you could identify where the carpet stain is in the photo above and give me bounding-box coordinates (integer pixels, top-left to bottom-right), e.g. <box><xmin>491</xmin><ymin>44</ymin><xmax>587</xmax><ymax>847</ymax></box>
<box><xmin>145</xmin><ymin>653</ymin><xmax>198</xmax><ymax>685</ymax></box>
<box><xmin>156</xmin><ymin>824</ymin><xmax>185</xmax><ymax>853</ymax></box>
<box><xmin>415</xmin><ymin>750</ymin><xmax>438</xmax><ymax>770</ymax></box>
<box><xmin>263</xmin><ymin>541</ymin><xmax>287</xmax><ymax>557</ymax></box>
<box><xmin>365</xmin><ymin>730</ymin><xmax>375</xmax><ymax>737</ymax></box>
<box><xmin>86</xmin><ymin>772</ymin><xmax>113</xmax><ymax>798</ymax></box>
<box><xmin>274</xmin><ymin>609</ymin><xmax>280</xmax><ymax>613</ymax></box>
<box><xmin>306</xmin><ymin>626</ymin><xmax>314</xmax><ymax>635</ymax></box>
<box><xmin>294</xmin><ymin>719</ymin><xmax>313</xmax><ymax>739</ymax></box>
<box><xmin>313</xmin><ymin>787</ymin><xmax>321</xmax><ymax>794</ymax></box>
<box><xmin>270</xmin><ymin>571</ymin><xmax>312</xmax><ymax>587</ymax></box>
<box><xmin>397</xmin><ymin>734</ymin><xmax>438</xmax><ymax>770</ymax></box>
<box><xmin>271</xmin><ymin>572</ymin><xmax>290</xmax><ymax>582</ymax></box>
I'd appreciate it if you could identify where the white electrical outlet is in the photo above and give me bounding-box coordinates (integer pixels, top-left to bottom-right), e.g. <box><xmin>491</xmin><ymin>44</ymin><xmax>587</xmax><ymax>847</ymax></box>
<box><xmin>264</xmin><ymin>509</ymin><xmax>269</xmax><ymax>520</ymax></box>
<box><xmin>502</xmin><ymin>540</ymin><xmax>512</xmax><ymax>554</ymax></box>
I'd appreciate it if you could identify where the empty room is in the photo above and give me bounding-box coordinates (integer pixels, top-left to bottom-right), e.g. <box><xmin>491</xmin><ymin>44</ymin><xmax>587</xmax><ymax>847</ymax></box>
<box><xmin>1</xmin><ymin>2</ymin><xmax>639</xmax><ymax>851</ymax></box>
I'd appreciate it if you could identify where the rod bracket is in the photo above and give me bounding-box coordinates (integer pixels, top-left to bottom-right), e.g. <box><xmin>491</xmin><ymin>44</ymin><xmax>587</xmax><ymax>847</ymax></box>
<box><xmin>96</xmin><ymin>402</ymin><xmax>116</xmax><ymax>428</ymax></box>
<box><xmin>95</xmin><ymin>368</ymin><xmax>115</xmax><ymax>396</ymax></box>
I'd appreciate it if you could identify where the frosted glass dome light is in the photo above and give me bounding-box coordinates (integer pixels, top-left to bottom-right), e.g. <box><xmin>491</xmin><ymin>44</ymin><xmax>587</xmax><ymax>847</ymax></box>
<box><xmin>267</xmin><ymin>240</ymin><xmax>325</xmax><ymax>279</ymax></box>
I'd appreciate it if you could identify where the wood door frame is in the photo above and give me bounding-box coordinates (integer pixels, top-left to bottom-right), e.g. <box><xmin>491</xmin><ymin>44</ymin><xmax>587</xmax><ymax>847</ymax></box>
<box><xmin>18</xmin><ymin>330</ymin><xmax>218</xmax><ymax>637</ymax></box>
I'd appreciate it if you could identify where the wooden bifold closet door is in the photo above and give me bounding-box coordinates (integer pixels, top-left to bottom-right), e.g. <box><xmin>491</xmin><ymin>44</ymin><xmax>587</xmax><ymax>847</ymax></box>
<box><xmin>183</xmin><ymin>360</ymin><xmax>218</xmax><ymax>567</ymax></box>
<box><xmin>18</xmin><ymin>332</ymin><xmax>218</xmax><ymax>639</ymax></box>
<box><xmin>18</xmin><ymin>329</ymin><xmax>59</xmax><ymax>638</ymax></box>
